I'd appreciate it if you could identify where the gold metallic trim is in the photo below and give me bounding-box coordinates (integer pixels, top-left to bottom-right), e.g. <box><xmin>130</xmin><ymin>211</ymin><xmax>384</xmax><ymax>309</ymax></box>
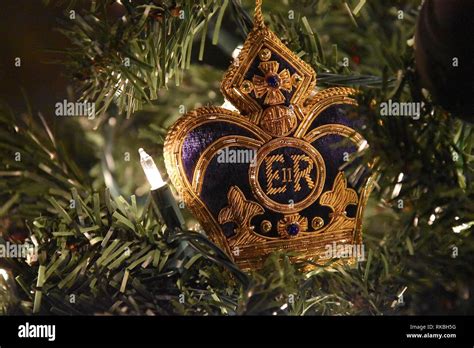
<box><xmin>304</xmin><ymin>124</ymin><xmax>364</xmax><ymax>145</ymax></box>
<box><xmin>320</xmin><ymin>172</ymin><xmax>358</xmax><ymax>231</ymax></box>
<box><xmin>229</xmin><ymin>171</ymin><xmax>359</xmax><ymax>245</ymax></box>
<box><xmin>295</xmin><ymin>87</ymin><xmax>358</xmax><ymax>139</ymax></box>
<box><xmin>234</xmin><ymin>227</ymin><xmax>353</xmax><ymax>270</ymax></box>
<box><xmin>277</xmin><ymin>213</ymin><xmax>308</xmax><ymax>238</ymax></box>
<box><xmin>218</xmin><ymin>186</ymin><xmax>264</xmax><ymax>239</ymax></box>
<box><xmin>163</xmin><ymin>1</ymin><xmax>376</xmax><ymax>270</ymax></box>
<box><xmin>259</xmin><ymin>48</ymin><xmax>271</xmax><ymax>61</ymax></box>
<box><xmin>260</xmin><ymin>220</ymin><xmax>272</xmax><ymax>233</ymax></box>
<box><xmin>221</xmin><ymin>24</ymin><xmax>316</xmax><ymax>120</ymax></box>
<box><xmin>260</xmin><ymin>105</ymin><xmax>298</xmax><ymax>137</ymax></box>
<box><xmin>353</xmin><ymin>170</ymin><xmax>378</xmax><ymax>246</ymax></box>
<box><xmin>248</xmin><ymin>137</ymin><xmax>326</xmax><ymax>213</ymax></box>
<box><xmin>252</xmin><ymin>61</ymin><xmax>292</xmax><ymax>105</ymax></box>
<box><xmin>192</xmin><ymin>136</ymin><xmax>263</xmax><ymax>194</ymax></box>
<box><xmin>164</xmin><ymin>107</ymin><xmax>272</xmax><ymax>258</ymax></box>
<box><xmin>311</xmin><ymin>216</ymin><xmax>324</xmax><ymax>230</ymax></box>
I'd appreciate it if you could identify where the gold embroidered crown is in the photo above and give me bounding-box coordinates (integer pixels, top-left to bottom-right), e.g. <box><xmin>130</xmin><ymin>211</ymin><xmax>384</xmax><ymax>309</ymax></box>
<box><xmin>164</xmin><ymin>0</ymin><xmax>373</xmax><ymax>270</ymax></box>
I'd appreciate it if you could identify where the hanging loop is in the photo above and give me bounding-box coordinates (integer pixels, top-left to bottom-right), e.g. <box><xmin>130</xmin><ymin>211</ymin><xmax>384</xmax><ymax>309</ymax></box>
<box><xmin>254</xmin><ymin>0</ymin><xmax>265</xmax><ymax>28</ymax></box>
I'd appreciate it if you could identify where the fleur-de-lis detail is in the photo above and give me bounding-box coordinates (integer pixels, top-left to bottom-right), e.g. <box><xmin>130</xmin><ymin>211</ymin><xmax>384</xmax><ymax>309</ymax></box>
<box><xmin>320</xmin><ymin>172</ymin><xmax>358</xmax><ymax>214</ymax></box>
<box><xmin>218</xmin><ymin>186</ymin><xmax>264</xmax><ymax>236</ymax></box>
<box><xmin>252</xmin><ymin>61</ymin><xmax>292</xmax><ymax>105</ymax></box>
<box><xmin>320</xmin><ymin>172</ymin><xmax>358</xmax><ymax>231</ymax></box>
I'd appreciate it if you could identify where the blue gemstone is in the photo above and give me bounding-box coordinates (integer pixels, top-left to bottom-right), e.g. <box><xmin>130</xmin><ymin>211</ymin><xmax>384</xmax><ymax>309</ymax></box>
<box><xmin>287</xmin><ymin>223</ymin><xmax>299</xmax><ymax>236</ymax></box>
<box><xmin>265</xmin><ymin>74</ymin><xmax>280</xmax><ymax>88</ymax></box>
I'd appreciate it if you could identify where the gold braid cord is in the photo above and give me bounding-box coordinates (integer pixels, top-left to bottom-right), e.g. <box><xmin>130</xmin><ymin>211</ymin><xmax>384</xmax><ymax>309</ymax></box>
<box><xmin>254</xmin><ymin>0</ymin><xmax>265</xmax><ymax>29</ymax></box>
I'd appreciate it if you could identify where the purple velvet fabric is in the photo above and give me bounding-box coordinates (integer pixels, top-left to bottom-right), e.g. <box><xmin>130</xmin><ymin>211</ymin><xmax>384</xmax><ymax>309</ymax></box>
<box><xmin>181</xmin><ymin>121</ymin><xmax>255</xmax><ymax>182</ymax></box>
<box><xmin>179</xmin><ymin>101</ymin><xmax>367</xmax><ymax>238</ymax></box>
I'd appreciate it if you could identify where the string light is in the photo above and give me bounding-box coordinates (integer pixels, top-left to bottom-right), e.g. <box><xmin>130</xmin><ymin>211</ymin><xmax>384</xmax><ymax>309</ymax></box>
<box><xmin>221</xmin><ymin>99</ymin><xmax>238</xmax><ymax>112</ymax></box>
<box><xmin>138</xmin><ymin>148</ymin><xmax>185</xmax><ymax>231</ymax></box>
<box><xmin>0</xmin><ymin>268</ymin><xmax>9</xmax><ymax>281</ymax></box>
<box><xmin>139</xmin><ymin>148</ymin><xmax>165</xmax><ymax>190</ymax></box>
<box><xmin>232</xmin><ymin>44</ymin><xmax>243</xmax><ymax>59</ymax></box>
<box><xmin>391</xmin><ymin>172</ymin><xmax>404</xmax><ymax>199</ymax></box>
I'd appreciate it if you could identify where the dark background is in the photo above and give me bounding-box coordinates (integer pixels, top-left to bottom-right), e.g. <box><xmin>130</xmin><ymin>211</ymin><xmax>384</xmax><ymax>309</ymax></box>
<box><xmin>0</xmin><ymin>1</ymin><xmax>70</xmax><ymax>115</ymax></box>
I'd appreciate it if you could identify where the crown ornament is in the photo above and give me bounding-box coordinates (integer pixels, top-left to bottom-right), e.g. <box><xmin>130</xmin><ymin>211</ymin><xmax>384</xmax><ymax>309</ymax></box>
<box><xmin>164</xmin><ymin>0</ymin><xmax>373</xmax><ymax>270</ymax></box>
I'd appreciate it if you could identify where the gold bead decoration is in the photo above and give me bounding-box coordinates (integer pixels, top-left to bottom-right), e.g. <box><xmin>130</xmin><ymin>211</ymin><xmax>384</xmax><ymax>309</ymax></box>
<box><xmin>259</xmin><ymin>48</ymin><xmax>272</xmax><ymax>62</ymax></box>
<box><xmin>260</xmin><ymin>105</ymin><xmax>297</xmax><ymax>137</ymax></box>
<box><xmin>241</xmin><ymin>80</ymin><xmax>254</xmax><ymax>94</ymax></box>
<box><xmin>260</xmin><ymin>220</ymin><xmax>272</xmax><ymax>233</ymax></box>
<box><xmin>311</xmin><ymin>216</ymin><xmax>324</xmax><ymax>230</ymax></box>
<box><xmin>291</xmin><ymin>73</ymin><xmax>303</xmax><ymax>86</ymax></box>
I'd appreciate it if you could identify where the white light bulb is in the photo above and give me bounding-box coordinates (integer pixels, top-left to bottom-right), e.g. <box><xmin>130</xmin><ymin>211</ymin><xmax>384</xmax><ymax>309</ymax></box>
<box><xmin>221</xmin><ymin>99</ymin><xmax>238</xmax><ymax>112</ymax></box>
<box><xmin>232</xmin><ymin>44</ymin><xmax>243</xmax><ymax>59</ymax></box>
<box><xmin>139</xmin><ymin>148</ymin><xmax>165</xmax><ymax>190</ymax></box>
<box><xmin>0</xmin><ymin>268</ymin><xmax>9</xmax><ymax>281</ymax></box>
